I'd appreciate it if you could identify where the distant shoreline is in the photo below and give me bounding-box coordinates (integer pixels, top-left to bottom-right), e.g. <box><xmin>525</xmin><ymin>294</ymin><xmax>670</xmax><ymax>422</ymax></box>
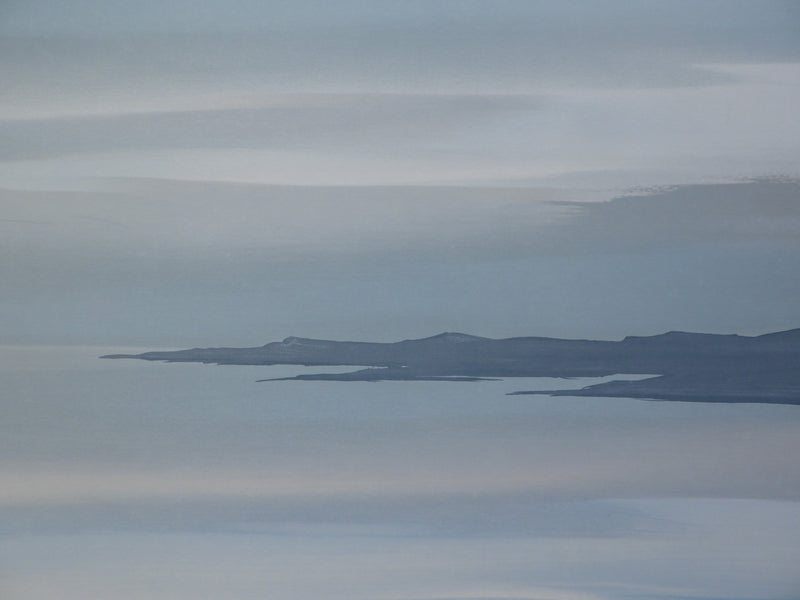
<box><xmin>102</xmin><ymin>329</ymin><xmax>800</xmax><ymax>405</ymax></box>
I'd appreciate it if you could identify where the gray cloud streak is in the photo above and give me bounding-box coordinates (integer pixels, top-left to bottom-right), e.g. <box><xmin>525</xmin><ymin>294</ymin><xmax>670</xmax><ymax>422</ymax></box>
<box><xmin>0</xmin><ymin>95</ymin><xmax>550</xmax><ymax>161</ymax></box>
<box><xmin>3</xmin><ymin>0</ymin><xmax>799</xmax><ymax>116</ymax></box>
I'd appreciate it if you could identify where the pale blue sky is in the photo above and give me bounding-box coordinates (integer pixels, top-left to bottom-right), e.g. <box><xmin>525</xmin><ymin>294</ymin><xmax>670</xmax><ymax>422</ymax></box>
<box><xmin>1</xmin><ymin>1</ymin><xmax>799</xmax><ymax>344</ymax></box>
<box><xmin>2</xmin><ymin>0</ymin><xmax>798</xmax><ymax>37</ymax></box>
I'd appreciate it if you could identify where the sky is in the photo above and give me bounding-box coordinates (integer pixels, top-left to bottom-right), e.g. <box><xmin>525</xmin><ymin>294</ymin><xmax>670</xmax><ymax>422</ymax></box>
<box><xmin>1</xmin><ymin>0</ymin><xmax>799</xmax><ymax>345</ymax></box>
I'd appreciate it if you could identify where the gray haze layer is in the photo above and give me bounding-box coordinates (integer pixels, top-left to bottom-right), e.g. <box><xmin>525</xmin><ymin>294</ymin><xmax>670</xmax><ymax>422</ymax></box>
<box><xmin>2</xmin><ymin>179</ymin><xmax>799</xmax><ymax>345</ymax></box>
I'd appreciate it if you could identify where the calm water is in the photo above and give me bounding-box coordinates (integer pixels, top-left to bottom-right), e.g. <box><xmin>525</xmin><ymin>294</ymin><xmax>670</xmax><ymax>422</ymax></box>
<box><xmin>2</xmin><ymin>346</ymin><xmax>799</xmax><ymax>600</ymax></box>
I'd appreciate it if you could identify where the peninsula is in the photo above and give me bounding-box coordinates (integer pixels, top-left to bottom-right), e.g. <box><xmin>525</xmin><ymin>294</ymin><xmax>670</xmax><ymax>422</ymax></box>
<box><xmin>102</xmin><ymin>329</ymin><xmax>800</xmax><ymax>405</ymax></box>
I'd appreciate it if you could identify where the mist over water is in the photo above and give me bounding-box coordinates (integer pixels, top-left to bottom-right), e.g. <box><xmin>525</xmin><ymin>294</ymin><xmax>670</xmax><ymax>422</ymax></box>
<box><xmin>2</xmin><ymin>346</ymin><xmax>799</xmax><ymax>599</ymax></box>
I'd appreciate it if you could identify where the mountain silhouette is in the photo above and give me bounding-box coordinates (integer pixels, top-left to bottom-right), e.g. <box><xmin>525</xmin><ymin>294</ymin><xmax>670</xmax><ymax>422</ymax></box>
<box><xmin>102</xmin><ymin>329</ymin><xmax>800</xmax><ymax>404</ymax></box>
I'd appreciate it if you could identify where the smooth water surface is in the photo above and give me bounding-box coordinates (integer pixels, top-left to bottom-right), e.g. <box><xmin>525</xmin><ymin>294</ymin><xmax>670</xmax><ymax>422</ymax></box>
<box><xmin>2</xmin><ymin>346</ymin><xmax>799</xmax><ymax>600</ymax></box>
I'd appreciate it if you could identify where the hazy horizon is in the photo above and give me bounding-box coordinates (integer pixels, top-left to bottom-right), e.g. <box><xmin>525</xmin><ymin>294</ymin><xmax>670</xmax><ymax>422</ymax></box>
<box><xmin>3</xmin><ymin>178</ymin><xmax>799</xmax><ymax>346</ymax></box>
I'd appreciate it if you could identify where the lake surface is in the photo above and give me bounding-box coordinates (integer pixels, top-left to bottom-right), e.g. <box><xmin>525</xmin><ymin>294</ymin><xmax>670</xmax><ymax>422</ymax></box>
<box><xmin>2</xmin><ymin>346</ymin><xmax>799</xmax><ymax>600</ymax></box>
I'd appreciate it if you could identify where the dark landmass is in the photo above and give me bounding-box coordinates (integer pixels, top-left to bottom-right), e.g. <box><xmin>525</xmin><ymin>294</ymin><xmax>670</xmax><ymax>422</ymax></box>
<box><xmin>101</xmin><ymin>329</ymin><xmax>800</xmax><ymax>405</ymax></box>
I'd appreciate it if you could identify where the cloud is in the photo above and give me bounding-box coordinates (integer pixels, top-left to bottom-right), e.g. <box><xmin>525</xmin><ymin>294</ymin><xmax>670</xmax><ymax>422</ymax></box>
<box><xmin>0</xmin><ymin>94</ymin><xmax>549</xmax><ymax>159</ymax></box>
<box><xmin>2</xmin><ymin>62</ymin><xmax>797</xmax><ymax>188</ymax></box>
<box><xmin>4</xmin><ymin>1</ymin><xmax>800</xmax><ymax>119</ymax></box>
<box><xmin>538</xmin><ymin>179</ymin><xmax>800</xmax><ymax>254</ymax></box>
<box><xmin>0</xmin><ymin>181</ymin><xmax>570</xmax><ymax>265</ymax></box>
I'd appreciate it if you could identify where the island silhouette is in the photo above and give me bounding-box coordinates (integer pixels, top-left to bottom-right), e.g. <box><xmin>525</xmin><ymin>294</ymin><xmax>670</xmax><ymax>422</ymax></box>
<box><xmin>103</xmin><ymin>329</ymin><xmax>800</xmax><ymax>405</ymax></box>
